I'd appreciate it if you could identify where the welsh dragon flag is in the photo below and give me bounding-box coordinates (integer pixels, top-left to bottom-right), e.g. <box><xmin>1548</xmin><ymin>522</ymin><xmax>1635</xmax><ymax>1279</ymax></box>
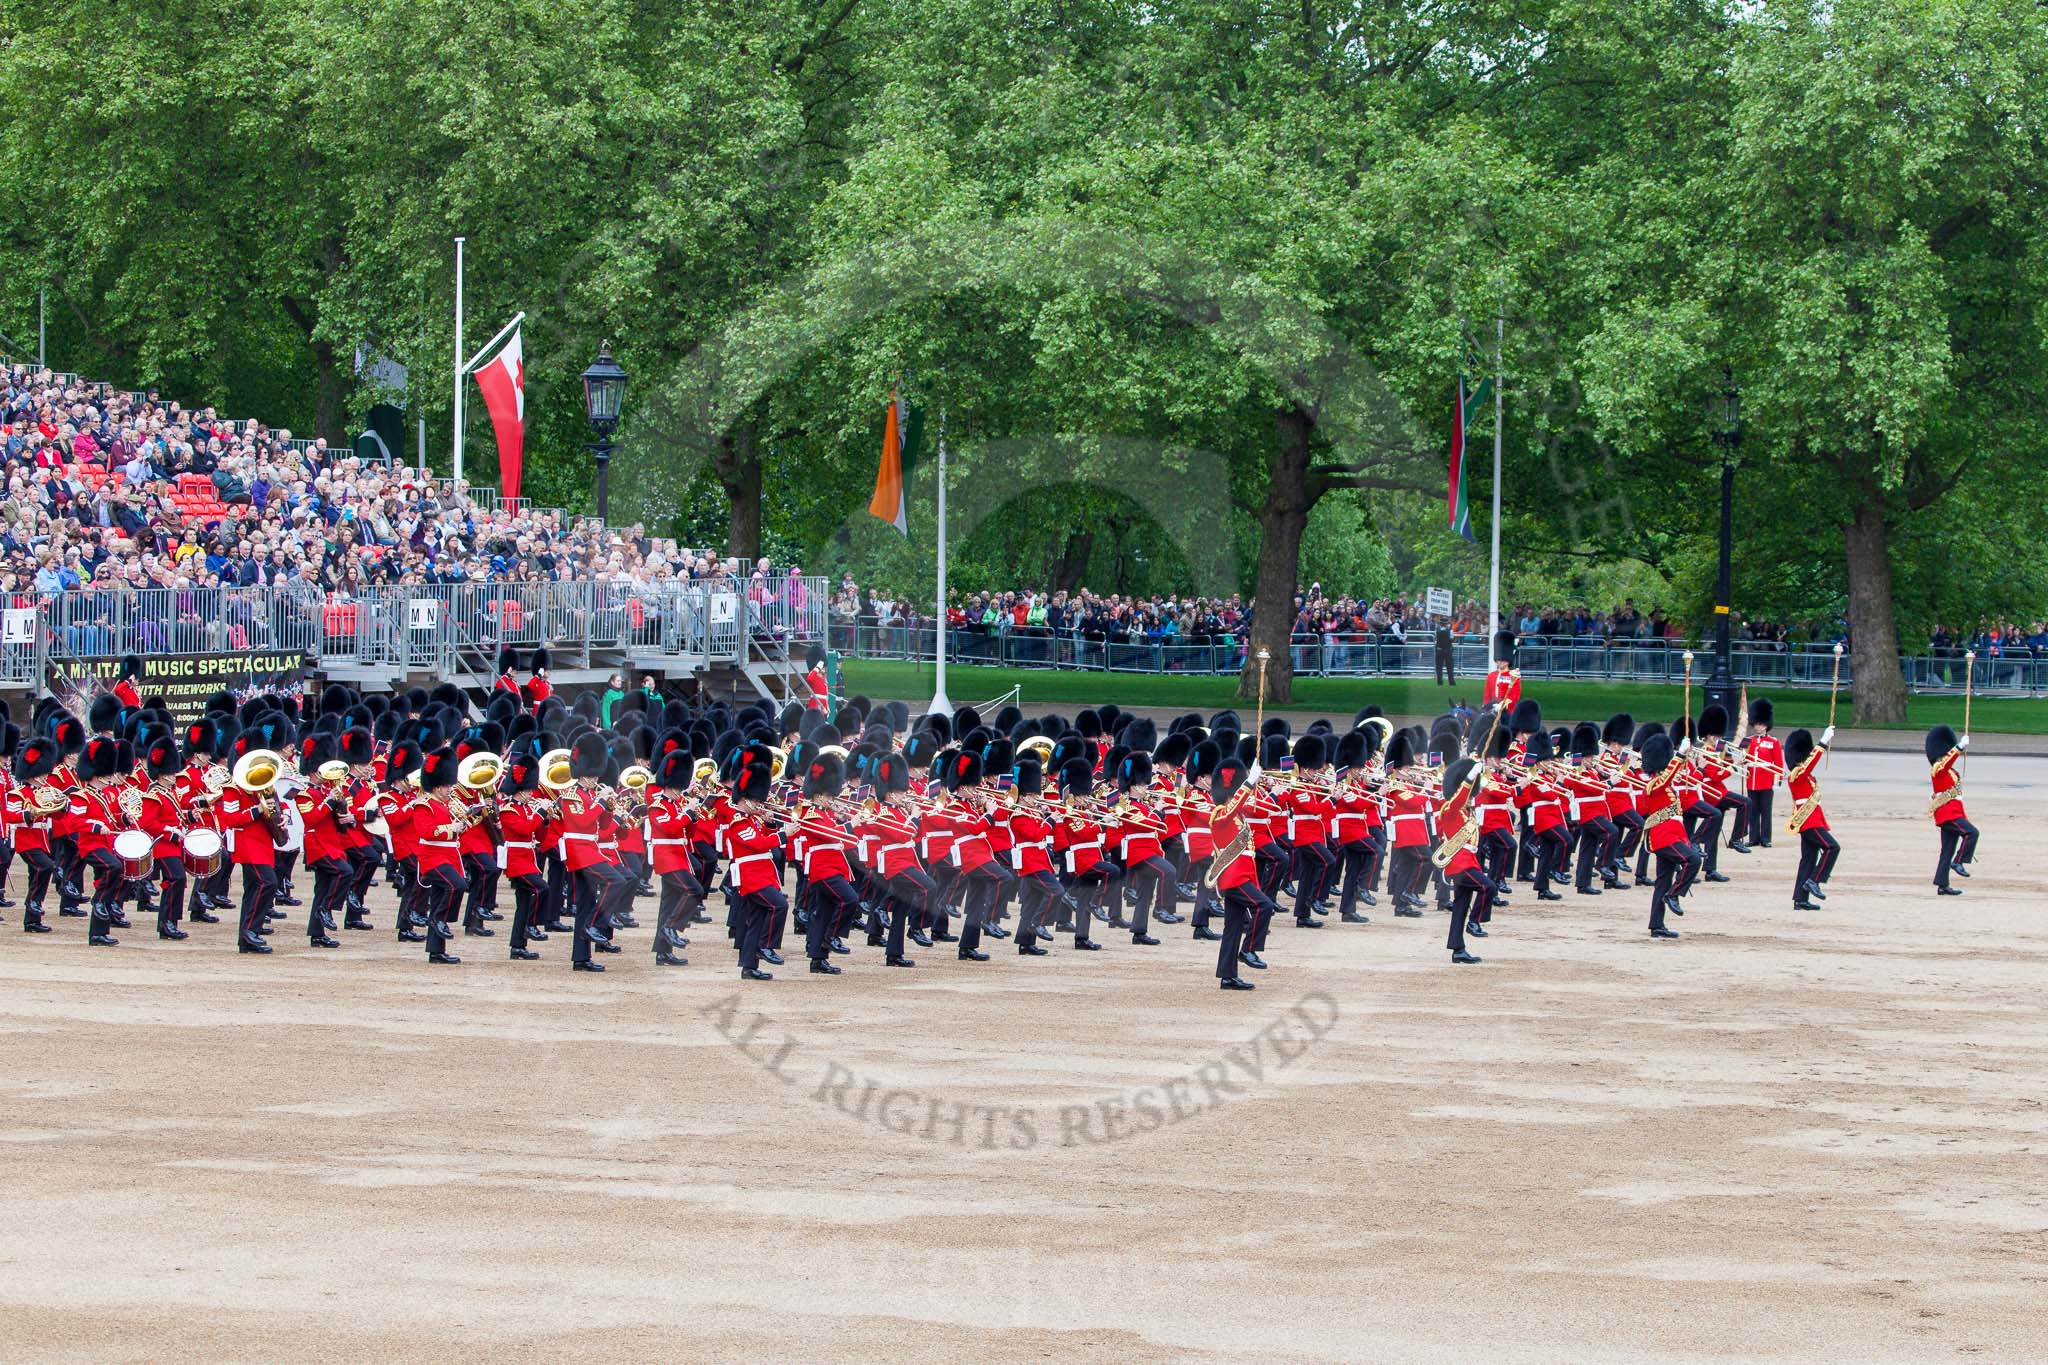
<box><xmin>1449</xmin><ymin>344</ymin><xmax>1491</xmax><ymax>544</ymax></box>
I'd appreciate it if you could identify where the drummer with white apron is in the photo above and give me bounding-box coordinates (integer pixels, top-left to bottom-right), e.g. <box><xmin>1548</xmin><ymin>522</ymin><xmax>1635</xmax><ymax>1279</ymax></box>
<box><xmin>138</xmin><ymin>731</ymin><xmax>191</xmax><ymax>940</ymax></box>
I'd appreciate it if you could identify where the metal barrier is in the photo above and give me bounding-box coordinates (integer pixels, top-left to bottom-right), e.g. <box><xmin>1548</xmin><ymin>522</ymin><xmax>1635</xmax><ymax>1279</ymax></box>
<box><xmin>821</xmin><ymin>623</ymin><xmax>2048</xmax><ymax>697</ymax></box>
<box><xmin>6</xmin><ymin>579</ymin><xmax>832</xmax><ymax>687</ymax></box>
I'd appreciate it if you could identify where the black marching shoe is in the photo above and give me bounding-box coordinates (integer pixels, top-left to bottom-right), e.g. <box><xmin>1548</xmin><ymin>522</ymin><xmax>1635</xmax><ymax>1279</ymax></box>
<box><xmin>1728</xmin><ymin>840</ymin><xmax>1752</xmax><ymax>854</ymax></box>
<box><xmin>1451</xmin><ymin>950</ymin><xmax>1482</xmax><ymax>964</ymax></box>
<box><xmin>1037</xmin><ymin>925</ymin><xmax>1055</xmax><ymax>942</ymax></box>
<box><xmin>909</xmin><ymin>929</ymin><xmax>934</xmax><ymax>948</ymax></box>
<box><xmin>465</xmin><ymin>923</ymin><xmax>496</xmax><ymax>937</ymax></box>
<box><xmin>399</xmin><ymin>930</ymin><xmax>427</xmax><ymax>943</ymax></box>
<box><xmin>886</xmin><ymin>956</ymin><xmax>916</xmax><ymax>967</ymax></box>
<box><xmin>1803</xmin><ymin>880</ymin><xmax>1829</xmax><ymax>902</ymax></box>
<box><xmin>89</xmin><ymin>932</ymin><xmax>120</xmax><ymax>947</ymax></box>
<box><xmin>1577</xmin><ymin>885</ymin><xmax>1602</xmax><ymax>897</ymax></box>
<box><xmin>310</xmin><ymin>935</ymin><xmax>340</xmax><ymax>948</ymax></box>
<box><xmin>427</xmin><ymin>951</ymin><xmax>461</xmax><ymax>964</ymax></box>
<box><xmin>1951</xmin><ymin>865</ymin><xmax>1971</xmax><ymax>879</ymax></box>
<box><xmin>1394</xmin><ymin>906</ymin><xmax>1423</xmax><ymax>918</ymax></box>
<box><xmin>238</xmin><ymin>937</ymin><xmax>271</xmax><ymax>954</ymax></box>
<box><xmin>958</xmin><ymin>947</ymin><xmax>989</xmax><ymax>962</ymax></box>
<box><xmin>1193</xmin><ymin>927</ymin><xmax>1222</xmax><ymax>941</ymax></box>
<box><xmin>1073</xmin><ymin>940</ymin><xmax>1102</xmax><ymax>951</ymax></box>
<box><xmin>741</xmin><ymin>967</ymin><xmax>773</xmax><ymax>980</ymax></box>
<box><xmin>344</xmin><ymin>918</ymin><xmax>373</xmax><ymax>932</ymax></box>
<box><xmin>574</xmin><ymin>960</ymin><xmax>605</xmax><ymax>972</ymax></box>
<box><xmin>1340</xmin><ymin>911</ymin><xmax>1370</xmax><ymax>924</ymax></box>
<box><xmin>931</xmin><ymin>930</ymin><xmax>957</xmax><ymax>944</ymax></box>
<box><xmin>1154</xmin><ymin>910</ymin><xmax>1183</xmax><ymax>925</ymax></box>
<box><xmin>158</xmin><ymin>926</ymin><xmax>189</xmax><ymax>941</ymax></box>
<box><xmin>1537</xmin><ymin>889</ymin><xmax>1564</xmax><ymax>902</ymax></box>
<box><xmin>1131</xmin><ymin>933</ymin><xmax>1160</xmax><ymax>946</ymax></box>
<box><xmin>1650</xmin><ymin>927</ymin><xmax>1680</xmax><ymax>939</ymax></box>
<box><xmin>1467</xmin><ymin>923</ymin><xmax>1487</xmax><ymax>938</ymax></box>
<box><xmin>1220</xmin><ymin>977</ymin><xmax>1255</xmax><ymax>991</ymax></box>
<box><xmin>24</xmin><ymin>919</ymin><xmax>52</xmax><ymax>934</ymax></box>
<box><xmin>479</xmin><ymin>908</ymin><xmax>503</xmax><ymax>921</ymax></box>
<box><xmin>59</xmin><ymin>906</ymin><xmax>86</xmax><ymax>918</ymax></box>
<box><xmin>1667</xmin><ymin>899</ymin><xmax>1684</xmax><ymax>916</ymax></box>
<box><xmin>1294</xmin><ymin>917</ymin><xmax>1323</xmax><ymax>929</ymax></box>
<box><xmin>829</xmin><ymin>937</ymin><xmax>850</xmax><ymax>955</ymax></box>
<box><xmin>809</xmin><ymin>958</ymin><xmax>842</xmax><ymax>974</ymax></box>
<box><xmin>985</xmin><ymin>923</ymin><xmax>1010</xmax><ymax>939</ymax></box>
<box><xmin>1936</xmin><ymin>885</ymin><xmax>1963</xmax><ymax>896</ymax></box>
<box><xmin>759</xmin><ymin>948</ymin><xmax>784</xmax><ymax>966</ymax></box>
<box><xmin>1238</xmin><ymin>950</ymin><xmax>1267</xmax><ymax>970</ymax></box>
<box><xmin>595</xmin><ymin>941</ymin><xmax>622</xmax><ymax>955</ymax></box>
<box><xmin>191</xmin><ymin>909</ymin><xmax>221</xmax><ymax>924</ymax></box>
<box><xmin>510</xmin><ymin>948</ymin><xmax>540</xmax><ymax>960</ymax></box>
<box><xmin>1705</xmin><ymin>871</ymin><xmax>1730</xmax><ymax>883</ymax></box>
<box><xmin>1018</xmin><ymin>942</ymin><xmax>1048</xmax><ymax>956</ymax></box>
<box><xmin>1793</xmin><ymin>899</ymin><xmax>1821</xmax><ymax>912</ymax></box>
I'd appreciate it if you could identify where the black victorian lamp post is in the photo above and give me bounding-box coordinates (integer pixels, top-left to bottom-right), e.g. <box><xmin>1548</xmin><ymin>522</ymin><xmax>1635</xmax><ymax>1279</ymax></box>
<box><xmin>581</xmin><ymin>341</ymin><xmax>628</xmax><ymax>523</ymax></box>
<box><xmin>1706</xmin><ymin>373</ymin><xmax>1742</xmax><ymax>717</ymax></box>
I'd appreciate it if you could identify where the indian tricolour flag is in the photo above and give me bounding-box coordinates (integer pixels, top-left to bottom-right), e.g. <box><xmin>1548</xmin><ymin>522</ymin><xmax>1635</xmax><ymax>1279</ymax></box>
<box><xmin>868</xmin><ymin>386</ymin><xmax>924</xmax><ymax>534</ymax></box>
<box><xmin>1449</xmin><ymin>346</ymin><xmax>1490</xmax><ymax>544</ymax></box>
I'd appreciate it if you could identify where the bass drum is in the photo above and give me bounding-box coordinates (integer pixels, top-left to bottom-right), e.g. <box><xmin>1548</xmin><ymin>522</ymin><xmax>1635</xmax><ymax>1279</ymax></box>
<box><xmin>114</xmin><ymin>829</ymin><xmax>155</xmax><ymax>881</ymax></box>
<box><xmin>181</xmin><ymin>828</ymin><xmax>224</xmax><ymax>878</ymax></box>
<box><xmin>276</xmin><ymin>796</ymin><xmax>306</xmax><ymax>854</ymax></box>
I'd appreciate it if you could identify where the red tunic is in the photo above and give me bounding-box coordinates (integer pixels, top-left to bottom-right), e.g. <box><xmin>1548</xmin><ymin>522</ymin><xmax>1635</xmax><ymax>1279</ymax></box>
<box><xmin>1643</xmin><ymin>772</ymin><xmax>1687</xmax><ymax>851</ymax></box>
<box><xmin>294</xmin><ymin>787</ymin><xmax>347</xmax><ymax>864</ymax></box>
<box><xmin>645</xmin><ymin>792</ymin><xmax>696</xmax><ymax>875</ymax></box>
<box><xmin>1436</xmin><ymin>786</ymin><xmax>1480</xmax><ymax>876</ymax></box>
<box><xmin>1787</xmin><ymin>749</ymin><xmax>1828</xmax><ymax>833</ymax></box>
<box><xmin>1386</xmin><ymin>785</ymin><xmax>1430</xmax><ymax>849</ymax></box>
<box><xmin>1482</xmin><ymin>667</ymin><xmax>1521</xmax><ymax>708</ymax></box>
<box><xmin>1929</xmin><ymin>748</ymin><xmax>1965</xmax><ymax>824</ymax></box>
<box><xmin>377</xmin><ymin>788</ymin><xmax>417</xmax><ymax>860</ymax></box>
<box><xmin>1208</xmin><ymin>805</ymin><xmax>1257</xmax><ymax>890</ymax></box>
<box><xmin>498</xmin><ymin>798</ymin><xmax>551</xmax><ymax>878</ymax></box>
<box><xmin>214</xmin><ymin>787</ymin><xmax>276</xmax><ymax>867</ymax></box>
<box><xmin>1742</xmin><ymin>735</ymin><xmax>1784</xmax><ymax>793</ymax></box>
<box><xmin>556</xmin><ymin>786</ymin><xmax>608</xmax><ymax>872</ymax></box>
<box><xmin>1006</xmin><ymin>809</ymin><xmax>1056</xmax><ymax>875</ymax></box>
<box><xmin>412</xmin><ymin>797</ymin><xmax>464</xmax><ymax>872</ymax></box>
<box><xmin>867</xmin><ymin>806</ymin><xmax>922</xmax><ymax>878</ymax></box>
<box><xmin>725</xmin><ymin>813</ymin><xmax>783</xmax><ymax>894</ymax></box>
<box><xmin>1053</xmin><ymin>811</ymin><xmax>1105</xmax><ymax>874</ymax></box>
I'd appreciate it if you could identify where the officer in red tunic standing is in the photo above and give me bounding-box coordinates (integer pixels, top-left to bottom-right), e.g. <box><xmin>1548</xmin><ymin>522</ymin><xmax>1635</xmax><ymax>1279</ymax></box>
<box><xmin>1482</xmin><ymin>630</ymin><xmax>1522</xmax><ymax>709</ymax></box>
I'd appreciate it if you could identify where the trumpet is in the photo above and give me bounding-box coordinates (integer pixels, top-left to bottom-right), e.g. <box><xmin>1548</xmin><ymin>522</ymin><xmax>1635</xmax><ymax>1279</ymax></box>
<box><xmin>538</xmin><ymin>748</ymin><xmax>574</xmax><ymax>794</ymax></box>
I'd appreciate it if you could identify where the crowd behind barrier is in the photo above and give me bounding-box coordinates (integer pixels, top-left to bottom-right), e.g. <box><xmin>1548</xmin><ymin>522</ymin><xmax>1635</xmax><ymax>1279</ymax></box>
<box><xmin>820</xmin><ymin>621</ymin><xmax>2046</xmax><ymax>694</ymax></box>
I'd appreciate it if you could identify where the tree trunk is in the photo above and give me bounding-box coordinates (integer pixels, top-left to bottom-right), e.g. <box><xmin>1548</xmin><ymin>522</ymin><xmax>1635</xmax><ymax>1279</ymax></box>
<box><xmin>713</xmin><ymin>420</ymin><xmax>762</xmax><ymax>559</ymax></box>
<box><xmin>311</xmin><ymin>337</ymin><xmax>346</xmax><ymax>446</ymax></box>
<box><xmin>1842</xmin><ymin>491</ymin><xmax>1907</xmax><ymax>726</ymax></box>
<box><xmin>1050</xmin><ymin>531</ymin><xmax>1093</xmax><ymax>593</ymax></box>
<box><xmin>1240</xmin><ymin>404</ymin><xmax>1313</xmax><ymax>704</ymax></box>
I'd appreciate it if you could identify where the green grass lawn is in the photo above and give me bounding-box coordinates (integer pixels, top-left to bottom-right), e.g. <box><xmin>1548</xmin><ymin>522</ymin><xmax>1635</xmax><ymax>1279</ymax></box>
<box><xmin>838</xmin><ymin>659</ymin><xmax>2045</xmax><ymax>734</ymax></box>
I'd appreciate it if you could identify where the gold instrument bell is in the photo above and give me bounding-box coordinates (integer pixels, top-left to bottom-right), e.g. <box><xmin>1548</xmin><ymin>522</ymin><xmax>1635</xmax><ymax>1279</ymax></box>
<box><xmin>232</xmin><ymin>748</ymin><xmax>284</xmax><ymax>794</ymax></box>
<box><xmin>538</xmin><ymin>748</ymin><xmax>574</xmax><ymax>794</ymax></box>
<box><xmin>456</xmin><ymin>751</ymin><xmax>503</xmax><ymax>792</ymax></box>
<box><xmin>619</xmin><ymin>764</ymin><xmax>654</xmax><ymax>792</ymax></box>
<box><xmin>317</xmin><ymin>759</ymin><xmax>351</xmax><ymax>783</ymax></box>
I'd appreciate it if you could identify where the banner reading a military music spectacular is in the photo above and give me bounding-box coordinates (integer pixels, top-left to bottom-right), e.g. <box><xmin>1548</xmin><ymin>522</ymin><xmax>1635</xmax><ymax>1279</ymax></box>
<box><xmin>51</xmin><ymin>652</ymin><xmax>309</xmax><ymax>727</ymax></box>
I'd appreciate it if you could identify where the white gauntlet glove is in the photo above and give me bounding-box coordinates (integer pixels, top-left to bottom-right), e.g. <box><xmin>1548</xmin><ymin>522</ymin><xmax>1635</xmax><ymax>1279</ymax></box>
<box><xmin>1820</xmin><ymin>725</ymin><xmax>1835</xmax><ymax>746</ymax></box>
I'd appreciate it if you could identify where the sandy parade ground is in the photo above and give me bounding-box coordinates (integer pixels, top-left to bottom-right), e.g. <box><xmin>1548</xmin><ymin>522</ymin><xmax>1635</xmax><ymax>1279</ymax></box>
<box><xmin>1</xmin><ymin>742</ymin><xmax>2044</xmax><ymax>1363</ymax></box>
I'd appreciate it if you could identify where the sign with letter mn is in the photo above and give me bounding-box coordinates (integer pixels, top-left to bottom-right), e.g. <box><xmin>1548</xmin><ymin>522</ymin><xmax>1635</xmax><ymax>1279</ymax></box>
<box><xmin>1425</xmin><ymin>587</ymin><xmax>1453</xmax><ymax>619</ymax></box>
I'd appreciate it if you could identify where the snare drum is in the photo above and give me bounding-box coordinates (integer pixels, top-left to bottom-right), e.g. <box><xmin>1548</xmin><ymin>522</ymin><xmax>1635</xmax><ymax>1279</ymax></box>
<box><xmin>114</xmin><ymin>828</ymin><xmax>155</xmax><ymax>881</ymax></box>
<box><xmin>181</xmin><ymin>828</ymin><xmax>224</xmax><ymax>878</ymax></box>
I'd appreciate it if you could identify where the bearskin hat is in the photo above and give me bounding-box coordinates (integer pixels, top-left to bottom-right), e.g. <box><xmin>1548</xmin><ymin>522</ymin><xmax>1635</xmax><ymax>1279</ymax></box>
<box><xmin>1784</xmin><ymin>728</ymin><xmax>1815</xmax><ymax>770</ymax></box>
<box><xmin>1293</xmin><ymin>732</ymin><xmax>1328</xmax><ymax>771</ymax></box>
<box><xmin>1632</xmin><ymin>721</ymin><xmax>1666</xmax><ymax>751</ymax></box>
<box><xmin>1118</xmin><ymin>750</ymin><xmax>1154</xmax><ymax>790</ymax></box>
<box><xmin>570</xmin><ymin>732</ymin><xmax>609</xmax><ymax>780</ymax></box>
<box><xmin>1603</xmin><ymin>713</ymin><xmax>1634</xmax><ymax>746</ymax></box>
<box><xmin>733</xmin><ymin>762</ymin><xmax>773</xmax><ymax>803</ymax></box>
<box><xmin>497</xmin><ymin>646</ymin><xmax>520</xmax><ymax>675</ymax></box>
<box><xmin>143</xmin><ymin>728</ymin><xmax>181</xmax><ymax>779</ymax></box>
<box><xmin>1571</xmin><ymin>721</ymin><xmax>1601</xmax><ymax>760</ymax></box>
<box><xmin>81</xmin><ymin>736</ymin><xmax>123</xmax><ymax>781</ymax></box>
<box><xmin>1384</xmin><ymin>729</ymin><xmax>1416</xmax><ymax>771</ymax></box>
<box><xmin>1442</xmin><ymin>755</ymin><xmax>1478</xmax><ymax>798</ymax></box>
<box><xmin>1924</xmin><ymin>724</ymin><xmax>1958</xmax><ymax>765</ymax></box>
<box><xmin>944</xmin><ymin>750</ymin><xmax>984</xmax><ymax>793</ymax></box>
<box><xmin>1014</xmin><ymin>753</ymin><xmax>1044</xmax><ymax>795</ymax></box>
<box><xmin>804</xmin><ymin>752</ymin><xmax>846</xmax><ymax>799</ymax></box>
<box><xmin>1154</xmin><ymin>732</ymin><xmax>1192</xmax><ymax>769</ymax></box>
<box><xmin>1509</xmin><ymin>699</ymin><xmax>1542</xmax><ymax>736</ymax></box>
<box><xmin>88</xmin><ymin>693</ymin><xmax>123</xmax><ymax>734</ymax></box>
<box><xmin>1699</xmin><ymin>704</ymin><xmax>1729</xmax><ymax>740</ymax></box>
<box><xmin>1211</xmin><ymin>756</ymin><xmax>1250</xmax><ymax>804</ymax></box>
<box><xmin>502</xmin><ymin>751</ymin><xmax>539</xmax><ymax>795</ymax></box>
<box><xmin>1748</xmin><ymin>696</ymin><xmax>1773</xmax><ymax>728</ymax></box>
<box><xmin>1493</xmin><ymin>629</ymin><xmax>1516</xmax><ymax>665</ymax></box>
<box><xmin>13</xmin><ymin>734</ymin><xmax>58</xmax><ymax>781</ymax></box>
<box><xmin>874</xmin><ymin>753</ymin><xmax>911</xmax><ymax>795</ymax></box>
<box><xmin>1058</xmin><ymin>757</ymin><xmax>1094</xmax><ymax>797</ymax></box>
<box><xmin>1641</xmin><ymin>732</ymin><xmax>1674</xmax><ymax>777</ymax></box>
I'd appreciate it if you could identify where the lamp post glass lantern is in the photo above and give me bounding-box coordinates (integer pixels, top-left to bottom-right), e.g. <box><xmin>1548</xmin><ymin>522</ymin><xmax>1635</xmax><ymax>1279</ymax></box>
<box><xmin>1707</xmin><ymin>375</ymin><xmax>1741</xmax><ymax>717</ymax></box>
<box><xmin>581</xmin><ymin>342</ymin><xmax>628</xmax><ymax>521</ymax></box>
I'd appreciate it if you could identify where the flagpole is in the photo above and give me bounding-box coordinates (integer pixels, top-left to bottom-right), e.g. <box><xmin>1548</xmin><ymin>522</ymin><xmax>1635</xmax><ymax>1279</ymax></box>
<box><xmin>452</xmin><ymin>236</ymin><xmax>465</xmax><ymax>485</ymax></box>
<box><xmin>930</xmin><ymin>408</ymin><xmax>952</xmax><ymax>717</ymax></box>
<box><xmin>1488</xmin><ymin>306</ymin><xmax>1503</xmax><ymax>638</ymax></box>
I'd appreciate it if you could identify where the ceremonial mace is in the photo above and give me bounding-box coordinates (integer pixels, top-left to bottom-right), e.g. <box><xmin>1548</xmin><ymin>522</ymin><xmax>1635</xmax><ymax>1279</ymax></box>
<box><xmin>1682</xmin><ymin>649</ymin><xmax>1694</xmax><ymax>736</ymax></box>
<box><xmin>1963</xmin><ymin>649</ymin><xmax>1975</xmax><ymax>757</ymax></box>
<box><xmin>1826</xmin><ymin>641</ymin><xmax>1844</xmax><ymax>768</ymax></box>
